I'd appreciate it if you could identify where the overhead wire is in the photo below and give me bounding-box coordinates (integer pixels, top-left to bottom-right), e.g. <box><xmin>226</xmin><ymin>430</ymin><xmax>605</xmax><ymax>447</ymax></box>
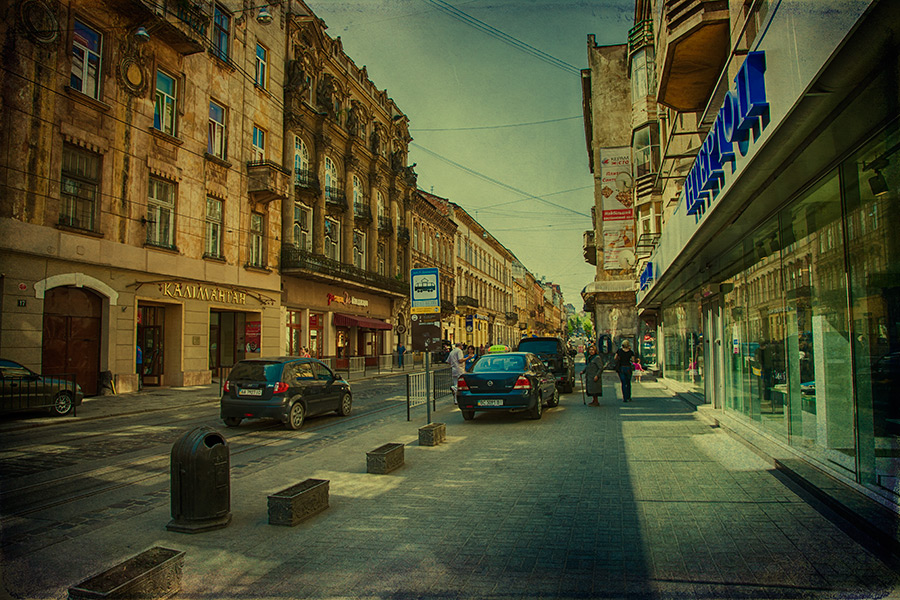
<box><xmin>421</xmin><ymin>0</ymin><xmax>582</xmax><ymax>76</ymax></box>
<box><xmin>410</xmin><ymin>115</ymin><xmax>582</xmax><ymax>132</ymax></box>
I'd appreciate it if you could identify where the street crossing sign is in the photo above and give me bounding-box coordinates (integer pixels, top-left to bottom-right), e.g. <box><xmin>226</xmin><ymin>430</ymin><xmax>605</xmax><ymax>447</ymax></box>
<box><xmin>410</xmin><ymin>268</ymin><xmax>440</xmax><ymax>315</ymax></box>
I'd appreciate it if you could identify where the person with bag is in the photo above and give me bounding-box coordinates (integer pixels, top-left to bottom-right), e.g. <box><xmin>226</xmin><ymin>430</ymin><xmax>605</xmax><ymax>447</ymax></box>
<box><xmin>614</xmin><ymin>340</ymin><xmax>636</xmax><ymax>402</ymax></box>
<box><xmin>584</xmin><ymin>345</ymin><xmax>604</xmax><ymax>406</ymax></box>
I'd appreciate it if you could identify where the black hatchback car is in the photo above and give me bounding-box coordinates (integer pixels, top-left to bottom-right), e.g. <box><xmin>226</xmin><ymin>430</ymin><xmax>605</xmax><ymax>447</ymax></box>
<box><xmin>516</xmin><ymin>336</ymin><xmax>576</xmax><ymax>393</ymax></box>
<box><xmin>220</xmin><ymin>357</ymin><xmax>352</xmax><ymax>430</ymax></box>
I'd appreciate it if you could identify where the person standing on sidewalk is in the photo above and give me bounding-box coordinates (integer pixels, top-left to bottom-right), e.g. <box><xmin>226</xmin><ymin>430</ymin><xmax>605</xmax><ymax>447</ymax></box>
<box><xmin>136</xmin><ymin>344</ymin><xmax>143</xmax><ymax>391</ymax></box>
<box><xmin>614</xmin><ymin>340</ymin><xmax>636</xmax><ymax>402</ymax></box>
<box><xmin>397</xmin><ymin>342</ymin><xmax>406</xmax><ymax>368</ymax></box>
<box><xmin>446</xmin><ymin>343</ymin><xmax>466</xmax><ymax>404</ymax></box>
<box><xmin>584</xmin><ymin>345</ymin><xmax>604</xmax><ymax>406</ymax></box>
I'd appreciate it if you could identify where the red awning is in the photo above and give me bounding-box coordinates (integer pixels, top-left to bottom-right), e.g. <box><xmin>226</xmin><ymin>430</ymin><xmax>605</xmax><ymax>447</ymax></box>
<box><xmin>333</xmin><ymin>313</ymin><xmax>393</xmax><ymax>330</ymax></box>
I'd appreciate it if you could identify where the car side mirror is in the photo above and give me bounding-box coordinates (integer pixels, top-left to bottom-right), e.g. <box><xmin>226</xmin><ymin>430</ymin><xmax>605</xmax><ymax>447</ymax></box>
<box><xmin>334</xmin><ymin>373</ymin><xmax>343</xmax><ymax>381</ymax></box>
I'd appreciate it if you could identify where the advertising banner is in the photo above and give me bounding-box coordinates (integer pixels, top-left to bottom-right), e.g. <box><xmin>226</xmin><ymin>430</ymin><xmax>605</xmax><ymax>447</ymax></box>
<box><xmin>598</xmin><ymin>148</ymin><xmax>634</xmax><ymax>270</ymax></box>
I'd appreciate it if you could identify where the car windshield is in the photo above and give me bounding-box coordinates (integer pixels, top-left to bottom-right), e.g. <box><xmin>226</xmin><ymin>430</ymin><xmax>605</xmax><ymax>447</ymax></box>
<box><xmin>517</xmin><ymin>340</ymin><xmax>558</xmax><ymax>354</ymax></box>
<box><xmin>471</xmin><ymin>355</ymin><xmax>525</xmax><ymax>373</ymax></box>
<box><xmin>228</xmin><ymin>361</ymin><xmax>284</xmax><ymax>382</ymax></box>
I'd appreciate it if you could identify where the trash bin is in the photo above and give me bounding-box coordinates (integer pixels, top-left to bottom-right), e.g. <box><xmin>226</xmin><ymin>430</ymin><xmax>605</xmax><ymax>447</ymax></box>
<box><xmin>166</xmin><ymin>426</ymin><xmax>231</xmax><ymax>533</ymax></box>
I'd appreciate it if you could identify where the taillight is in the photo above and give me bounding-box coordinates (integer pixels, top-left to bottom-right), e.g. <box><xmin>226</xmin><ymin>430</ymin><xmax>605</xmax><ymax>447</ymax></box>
<box><xmin>457</xmin><ymin>376</ymin><xmax>469</xmax><ymax>391</ymax></box>
<box><xmin>513</xmin><ymin>375</ymin><xmax>531</xmax><ymax>390</ymax></box>
<box><xmin>273</xmin><ymin>382</ymin><xmax>289</xmax><ymax>394</ymax></box>
<box><xmin>223</xmin><ymin>381</ymin><xmax>231</xmax><ymax>392</ymax></box>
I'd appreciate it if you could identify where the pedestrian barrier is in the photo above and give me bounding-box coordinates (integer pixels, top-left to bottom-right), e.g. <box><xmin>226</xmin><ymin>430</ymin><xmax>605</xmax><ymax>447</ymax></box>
<box><xmin>68</xmin><ymin>546</ymin><xmax>185</xmax><ymax>600</ymax></box>
<box><xmin>0</xmin><ymin>372</ymin><xmax>80</xmax><ymax>416</ymax></box>
<box><xmin>405</xmin><ymin>366</ymin><xmax>452</xmax><ymax>420</ymax></box>
<box><xmin>347</xmin><ymin>357</ymin><xmax>365</xmax><ymax>378</ymax></box>
<box><xmin>378</xmin><ymin>354</ymin><xmax>394</xmax><ymax>372</ymax></box>
<box><xmin>268</xmin><ymin>479</ymin><xmax>330</xmax><ymax>526</ymax></box>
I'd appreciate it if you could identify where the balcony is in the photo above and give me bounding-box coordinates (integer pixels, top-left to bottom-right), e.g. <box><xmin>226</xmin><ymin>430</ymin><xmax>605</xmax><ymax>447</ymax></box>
<box><xmin>325</xmin><ymin>186</ymin><xmax>347</xmax><ymax>211</ymax></box>
<box><xmin>583</xmin><ymin>230</ymin><xmax>597</xmax><ymax>266</ymax></box>
<box><xmin>397</xmin><ymin>226</ymin><xmax>410</xmax><ymax>244</ymax></box>
<box><xmin>108</xmin><ymin>0</ymin><xmax>209</xmax><ymax>55</ymax></box>
<box><xmin>281</xmin><ymin>244</ymin><xmax>408</xmax><ymax>296</ymax></box>
<box><xmin>505</xmin><ymin>311</ymin><xmax>518</xmax><ymax>324</ymax></box>
<box><xmin>628</xmin><ymin>20</ymin><xmax>653</xmax><ymax>55</ymax></box>
<box><xmin>247</xmin><ymin>161</ymin><xmax>289</xmax><ymax>204</ymax></box>
<box><xmin>657</xmin><ymin>0</ymin><xmax>730</xmax><ymax>112</ymax></box>
<box><xmin>377</xmin><ymin>216</ymin><xmax>393</xmax><ymax>235</ymax></box>
<box><xmin>457</xmin><ymin>295</ymin><xmax>479</xmax><ymax>308</ymax></box>
<box><xmin>441</xmin><ymin>299</ymin><xmax>456</xmax><ymax>315</ymax></box>
<box><xmin>353</xmin><ymin>202</ymin><xmax>372</xmax><ymax>223</ymax></box>
<box><xmin>295</xmin><ymin>168</ymin><xmax>319</xmax><ymax>194</ymax></box>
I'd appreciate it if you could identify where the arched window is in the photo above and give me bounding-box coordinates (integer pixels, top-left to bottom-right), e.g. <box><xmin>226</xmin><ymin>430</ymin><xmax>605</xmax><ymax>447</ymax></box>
<box><xmin>413</xmin><ymin>225</ymin><xmax>419</xmax><ymax>251</ymax></box>
<box><xmin>377</xmin><ymin>191</ymin><xmax>385</xmax><ymax>219</ymax></box>
<box><xmin>352</xmin><ymin>175</ymin><xmax>364</xmax><ymax>216</ymax></box>
<box><xmin>324</xmin><ymin>157</ymin><xmax>337</xmax><ymax>199</ymax></box>
<box><xmin>325</xmin><ymin>217</ymin><xmax>340</xmax><ymax>261</ymax></box>
<box><xmin>294</xmin><ymin>136</ymin><xmax>309</xmax><ymax>185</ymax></box>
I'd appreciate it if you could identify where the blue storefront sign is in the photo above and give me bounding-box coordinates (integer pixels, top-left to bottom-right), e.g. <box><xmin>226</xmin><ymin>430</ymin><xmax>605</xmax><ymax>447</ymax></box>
<box><xmin>684</xmin><ymin>51</ymin><xmax>770</xmax><ymax>218</ymax></box>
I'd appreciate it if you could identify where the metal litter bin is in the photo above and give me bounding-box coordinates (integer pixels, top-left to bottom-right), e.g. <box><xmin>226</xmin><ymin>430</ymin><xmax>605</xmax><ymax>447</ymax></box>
<box><xmin>167</xmin><ymin>426</ymin><xmax>231</xmax><ymax>533</ymax></box>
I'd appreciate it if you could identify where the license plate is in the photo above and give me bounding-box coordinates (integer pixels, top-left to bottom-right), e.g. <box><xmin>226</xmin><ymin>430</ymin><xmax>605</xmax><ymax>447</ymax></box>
<box><xmin>239</xmin><ymin>388</ymin><xmax>263</xmax><ymax>396</ymax></box>
<box><xmin>478</xmin><ymin>399</ymin><xmax>503</xmax><ymax>407</ymax></box>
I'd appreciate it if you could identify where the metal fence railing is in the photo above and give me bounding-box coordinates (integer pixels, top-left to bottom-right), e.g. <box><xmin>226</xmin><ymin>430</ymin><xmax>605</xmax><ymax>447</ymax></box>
<box><xmin>406</xmin><ymin>365</ymin><xmax>452</xmax><ymax>421</ymax></box>
<box><xmin>347</xmin><ymin>357</ymin><xmax>365</xmax><ymax>378</ymax></box>
<box><xmin>1</xmin><ymin>373</ymin><xmax>79</xmax><ymax>416</ymax></box>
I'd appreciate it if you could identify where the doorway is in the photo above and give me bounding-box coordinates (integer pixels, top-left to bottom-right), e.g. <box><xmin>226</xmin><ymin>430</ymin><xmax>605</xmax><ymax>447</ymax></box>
<box><xmin>209</xmin><ymin>311</ymin><xmax>247</xmax><ymax>370</ymax></box>
<box><xmin>42</xmin><ymin>286</ymin><xmax>102</xmax><ymax>395</ymax></box>
<box><xmin>138</xmin><ymin>305</ymin><xmax>166</xmax><ymax>387</ymax></box>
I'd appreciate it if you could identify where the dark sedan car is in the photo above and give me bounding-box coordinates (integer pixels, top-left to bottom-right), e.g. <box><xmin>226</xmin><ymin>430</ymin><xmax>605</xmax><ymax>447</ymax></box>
<box><xmin>456</xmin><ymin>352</ymin><xmax>558</xmax><ymax>421</ymax></box>
<box><xmin>220</xmin><ymin>357</ymin><xmax>352</xmax><ymax>430</ymax></box>
<box><xmin>0</xmin><ymin>359</ymin><xmax>84</xmax><ymax>417</ymax></box>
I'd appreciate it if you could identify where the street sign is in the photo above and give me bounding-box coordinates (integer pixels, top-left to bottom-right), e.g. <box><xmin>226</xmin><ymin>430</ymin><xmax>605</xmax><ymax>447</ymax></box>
<box><xmin>410</xmin><ymin>268</ymin><xmax>440</xmax><ymax>315</ymax></box>
<box><xmin>410</xmin><ymin>313</ymin><xmax>442</xmax><ymax>352</ymax></box>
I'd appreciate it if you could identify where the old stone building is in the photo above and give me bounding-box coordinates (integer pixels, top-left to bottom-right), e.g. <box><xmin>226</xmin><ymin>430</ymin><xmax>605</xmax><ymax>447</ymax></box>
<box><xmin>411</xmin><ymin>190</ymin><xmax>456</xmax><ymax>344</ymax></box>
<box><xmin>277</xmin><ymin>4</ymin><xmax>417</xmax><ymax>364</ymax></box>
<box><xmin>1</xmin><ymin>0</ymin><xmax>288</xmax><ymax>392</ymax></box>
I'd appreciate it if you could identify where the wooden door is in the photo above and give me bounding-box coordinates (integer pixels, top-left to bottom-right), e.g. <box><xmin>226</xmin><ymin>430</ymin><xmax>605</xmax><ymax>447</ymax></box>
<box><xmin>42</xmin><ymin>287</ymin><xmax>101</xmax><ymax>396</ymax></box>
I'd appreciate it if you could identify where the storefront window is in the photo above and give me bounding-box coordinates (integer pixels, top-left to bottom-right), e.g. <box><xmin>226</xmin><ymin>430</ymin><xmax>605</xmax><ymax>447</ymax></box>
<box><xmin>286</xmin><ymin>310</ymin><xmax>303</xmax><ymax>356</ymax></box>
<box><xmin>662</xmin><ymin>301</ymin><xmax>703</xmax><ymax>393</ymax></box>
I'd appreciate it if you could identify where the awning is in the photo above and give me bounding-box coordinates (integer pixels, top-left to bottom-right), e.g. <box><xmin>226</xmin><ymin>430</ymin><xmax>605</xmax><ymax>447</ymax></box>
<box><xmin>333</xmin><ymin>313</ymin><xmax>393</xmax><ymax>330</ymax></box>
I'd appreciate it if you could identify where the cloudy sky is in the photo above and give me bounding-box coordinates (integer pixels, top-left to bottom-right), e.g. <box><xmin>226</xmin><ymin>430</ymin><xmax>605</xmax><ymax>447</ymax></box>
<box><xmin>307</xmin><ymin>0</ymin><xmax>634</xmax><ymax>305</ymax></box>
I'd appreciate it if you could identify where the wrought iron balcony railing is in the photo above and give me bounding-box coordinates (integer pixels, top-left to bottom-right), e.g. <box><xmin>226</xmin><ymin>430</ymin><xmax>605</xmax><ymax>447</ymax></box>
<box><xmin>397</xmin><ymin>226</ymin><xmax>410</xmax><ymax>243</ymax></box>
<box><xmin>295</xmin><ymin>168</ymin><xmax>319</xmax><ymax>192</ymax></box>
<box><xmin>280</xmin><ymin>244</ymin><xmax>408</xmax><ymax>295</ymax></box>
<box><xmin>353</xmin><ymin>202</ymin><xmax>372</xmax><ymax>222</ymax></box>
<box><xmin>457</xmin><ymin>295</ymin><xmax>479</xmax><ymax>308</ymax></box>
<box><xmin>378</xmin><ymin>216</ymin><xmax>393</xmax><ymax>234</ymax></box>
<box><xmin>325</xmin><ymin>186</ymin><xmax>347</xmax><ymax>210</ymax></box>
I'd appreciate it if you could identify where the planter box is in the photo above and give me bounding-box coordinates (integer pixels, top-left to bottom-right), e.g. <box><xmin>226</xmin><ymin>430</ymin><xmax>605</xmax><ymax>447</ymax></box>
<box><xmin>366</xmin><ymin>442</ymin><xmax>405</xmax><ymax>474</ymax></box>
<box><xmin>418</xmin><ymin>422</ymin><xmax>446</xmax><ymax>446</ymax></box>
<box><xmin>68</xmin><ymin>547</ymin><xmax>184</xmax><ymax>600</ymax></box>
<box><xmin>268</xmin><ymin>478</ymin><xmax>330</xmax><ymax>526</ymax></box>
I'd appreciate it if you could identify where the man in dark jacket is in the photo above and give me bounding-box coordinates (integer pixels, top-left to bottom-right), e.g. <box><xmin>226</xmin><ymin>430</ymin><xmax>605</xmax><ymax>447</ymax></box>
<box><xmin>614</xmin><ymin>340</ymin><xmax>636</xmax><ymax>402</ymax></box>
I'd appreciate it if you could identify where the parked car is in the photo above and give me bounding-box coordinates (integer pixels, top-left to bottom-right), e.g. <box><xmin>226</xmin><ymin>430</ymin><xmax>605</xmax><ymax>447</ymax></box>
<box><xmin>515</xmin><ymin>336</ymin><xmax>576</xmax><ymax>393</ymax></box>
<box><xmin>456</xmin><ymin>352</ymin><xmax>558</xmax><ymax>421</ymax></box>
<box><xmin>220</xmin><ymin>357</ymin><xmax>352</xmax><ymax>430</ymax></box>
<box><xmin>0</xmin><ymin>359</ymin><xmax>84</xmax><ymax>417</ymax></box>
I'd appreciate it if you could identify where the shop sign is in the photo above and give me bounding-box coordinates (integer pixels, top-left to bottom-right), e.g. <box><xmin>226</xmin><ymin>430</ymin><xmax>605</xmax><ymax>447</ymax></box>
<box><xmin>639</xmin><ymin>262</ymin><xmax>654</xmax><ymax>291</ymax></box>
<box><xmin>245</xmin><ymin>321</ymin><xmax>261</xmax><ymax>353</ymax></box>
<box><xmin>327</xmin><ymin>292</ymin><xmax>369</xmax><ymax>307</ymax></box>
<box><xmin>684</xmin><ymin>51</ymin><xmax>770</xmax><ymax>218</ymax></box>
<box><xmin>159</xmin><ymin>282</ymin><xmax>246</xmax><ymax>305</ymax></box>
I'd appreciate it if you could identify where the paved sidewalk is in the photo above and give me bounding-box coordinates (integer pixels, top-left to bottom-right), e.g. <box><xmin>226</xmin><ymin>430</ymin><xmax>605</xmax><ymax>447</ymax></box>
<box><xmin>6</xmin><ymin>376</ymin><xmax>900</xmax><ymax>599</ymax></box>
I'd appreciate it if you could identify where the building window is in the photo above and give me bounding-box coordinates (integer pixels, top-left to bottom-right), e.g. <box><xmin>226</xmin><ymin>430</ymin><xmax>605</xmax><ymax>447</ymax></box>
<box><xmin>294</xmin><ymin>203</ymin><xmax>311</xmax><ymax>252</ymax></box>
<box><xmin>294</xmin><ymin>136</ymin><xmax>310</xmax><ymax>185</ymax></box>
<box><xmin>324</xmin><ymin>156</ymin><xmax>338</xmax><ymax>201</ymax></box>
<box><xmin>60</xmin><ymin>144</ymin><xmax>100</xmax><ymax>231</ymax></box>
<box><xmin>147</xmin><ymin>177</ymin><xmax>175</xmax><ymax>248</ymax></box>
<box><xmin>632</xmin><ymin>124</ymin><xmax>659</xmax><ymax>178</ymax></box>
<box><xmin>352</xmin><ymin>175</ymin><xmax>365</xmax><ymax>215</ymax></box>
<box><xmin>377</xmin><ymin>241</ymin><xmax>385</xmax><ymax>276</ymax></box>
<box><xmin>249</xmin><ymin>213</ymin><xmax>264</xmax><ymax>267</ymax></box>
<box><xmin>154</xmin><ymin>70</ymin><xmax>177</xmax><ymax>136</ymax></box>
<box><xmin>213</xmin><ymin>5</ymin><xmax>230</xmax><ymax>61</ymax></box>
<box><xmin>377</xmin><ymin>191</ymin><xmax>386</xmax><ymax>220</ymax></box>
<box><xmin>414</xmin><ymin>225</ymin><xmax>419</xmax><ymax>251</ymax></box>
<box><xmin>252</xmin><ymin>125</ymin><xmax>265</xmax><ymax>161</ymax></box>
<box><xmin>208</xmin><ymin>100</ymin><xmax>226</xmax><ymax>159</ymax></box>
<box><xmin>255</xmin><ymin>43</ymin><xmax>268</xmax><ymax>89</ymax></box>
<box><xmin>71</xmin><ymin>19</ymin><xmax>102</xmax><ymax>99</ymax></box>
<box><xmin>205</xmin><ymin>197</ymin><xmax>223</xmax><ymax>258</ymax></box>
<box><xmin>353</xmin><ymin>230</ymin><xmax>366</xmax><ymax>269</ymax></box>
<box><xmin>325</xmin><ymin>217</ymin><xmax>340</xmax><ymax>261</ymax></box>
<box><xmin>630</xmin><ymin>47</ymin><xmax>655</xmax><ymax>102</ymax></box>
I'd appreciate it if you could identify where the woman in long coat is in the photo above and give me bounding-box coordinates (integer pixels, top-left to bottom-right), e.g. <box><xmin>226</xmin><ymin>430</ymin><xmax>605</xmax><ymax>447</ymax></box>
<box><xmin>584</xmin><ymin>346</ymin><xmax>604</xmax><ymax>406</ymax></box>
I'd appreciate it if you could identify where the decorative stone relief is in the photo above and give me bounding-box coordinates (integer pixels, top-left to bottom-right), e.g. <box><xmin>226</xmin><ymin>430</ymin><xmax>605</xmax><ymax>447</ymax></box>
<box><xmin>116</xmin><ymin>34</ymin><xmax>150</xmax><ymax>97</ymax></box>
<box><xmin>17</xmin><ymin>0</ymin><xmax>60</xmax><ymax>45</ymax></box>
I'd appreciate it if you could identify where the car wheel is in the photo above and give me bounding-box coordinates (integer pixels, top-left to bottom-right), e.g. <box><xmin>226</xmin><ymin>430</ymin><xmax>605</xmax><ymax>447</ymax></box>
<box><xmin>223</xmin><ymin>417</ymin><xmax>242</xmax><ymax>427</ymax></box>
<box><xmin>50</xmin><ymin>391</ymin><xmax>74</xmax><ymax>416</ymax></box>
<box><xmin>336</xmin><ymin>392</ymin><xmax>352</xmax><ymax>416</ymax></box>
<box><xmin>529</xmin><ymin>395</ymin><xmax>543</xmax><ymax>420</ymax></box>
<box><xmin>461</xmin><ymin>409</ymin><xmax>475</xmax><ymax>420</ymax></box>
<box><xmin>286</xmin><ymin>401</ymin><xmax>306</xmax><ymax>430</ymax></box>
<box><xmin>547</xmin><ymin>387</ymin><xmax>560</xmax><ymax>408</ymax></box>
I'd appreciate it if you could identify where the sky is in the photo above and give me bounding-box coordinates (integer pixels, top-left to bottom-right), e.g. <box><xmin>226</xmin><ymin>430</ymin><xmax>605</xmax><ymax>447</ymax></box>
<box><xmin>307</xmin><ymin>0</ymin><xmax>634</xmax><ymax>307</ymax></box>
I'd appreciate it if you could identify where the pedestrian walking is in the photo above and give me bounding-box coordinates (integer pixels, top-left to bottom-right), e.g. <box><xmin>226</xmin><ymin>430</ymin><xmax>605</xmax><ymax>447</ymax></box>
<box><xmin>446</xmin><ymin>343</ymin><xmax>466</xmax><ymax>405</ymax></box>
<box><xmin>584</xmin><ymin>345</ymin><xmax>604</xmax><ymax>406</ymax></box>
<box><xmin>614</xmin><ymin>340</ymin><xmax>636</xmax><ymax>402</ymax></box>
